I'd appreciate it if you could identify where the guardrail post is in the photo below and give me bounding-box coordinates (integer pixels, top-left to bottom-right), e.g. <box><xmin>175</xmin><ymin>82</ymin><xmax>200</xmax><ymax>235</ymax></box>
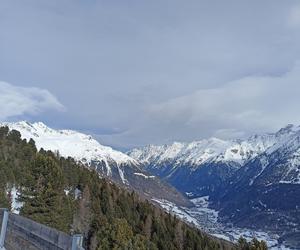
<box><xmin>71</xmin><ymin>234</ymin><xmax>83</xmax><ymax>250</ymax></box>
<box><xmin>0</xmin><ymin>209</ymin><xmax>9</xmax><ymax>249</ymax></box>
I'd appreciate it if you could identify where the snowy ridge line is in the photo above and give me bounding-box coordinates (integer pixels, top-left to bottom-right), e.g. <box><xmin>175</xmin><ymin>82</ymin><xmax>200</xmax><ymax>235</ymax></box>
<box><xmin>129</xmin><ymin>124</ymin><xmax>300</xmax><ymax>167</ymax></box>
<box><xmin>129</xmin><ymin>124</ymin><xmax>300</xmax><ymax>184</ymax></box>
<box><xmin>0</xmin><ymin>121</ymin><xmax>139</xmax><ymax>174</ymax></box>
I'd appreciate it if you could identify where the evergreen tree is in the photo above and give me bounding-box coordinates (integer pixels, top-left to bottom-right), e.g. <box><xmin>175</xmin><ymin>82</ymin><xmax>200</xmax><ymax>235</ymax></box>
<box><xmin>20</xmin><ymin>155</ymin><xmax>70</xmax><ymax>231</ymax></box>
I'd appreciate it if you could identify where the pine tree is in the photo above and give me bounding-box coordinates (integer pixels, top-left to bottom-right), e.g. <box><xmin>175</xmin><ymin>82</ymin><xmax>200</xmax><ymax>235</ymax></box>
<box><xmin>0</xmin><ymin>189</ymin><xmax>10</xmax><ymax>209</ymax></box>
<box><xmin>20</xmin><ymin>155</ymin><xmax>69</xmax><ymax>231</ymax></box>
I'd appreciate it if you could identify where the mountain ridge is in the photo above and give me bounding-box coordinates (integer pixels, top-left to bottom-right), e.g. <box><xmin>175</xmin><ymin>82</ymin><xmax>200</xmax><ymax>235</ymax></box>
<box><xmin>128</xmin><ymin>124</ymin><xmax>300</xmax><ymax>186</ymax></box>
<box><xmin>0</xmin><ymin>121</ymin><xmax>191</xmax><ymax>207</ymax></box>
<box><xmin>128</xmin><ymin>124</ymin><xmax>300</xmax><ymax>248</ymax></box>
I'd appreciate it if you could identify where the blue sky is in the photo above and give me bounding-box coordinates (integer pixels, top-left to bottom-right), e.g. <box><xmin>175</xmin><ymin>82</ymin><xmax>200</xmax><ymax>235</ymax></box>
<box><xmin>1</xmin><ymin>0</ymin><xmax>300</xmax><ymax>149</ymax></box>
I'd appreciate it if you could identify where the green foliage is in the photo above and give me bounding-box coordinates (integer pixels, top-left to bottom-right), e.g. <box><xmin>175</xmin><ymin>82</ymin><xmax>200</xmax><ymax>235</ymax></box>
<box><xmin>236</xmin><ymin>237</ymin><xmax>268</xmax><ymax>250</ymax></box>
<box><xmin>0</xmin><ymin>189</ymin><xmax>10</xmax><ymax>209</ymax></box>
<box><xmin>20</xmin><ymin>154</ymin><xmax>72</xmax><ymax>231</ymax></box>
<box><xmin>0</xmin><ymin>126</ymin><xmax>264</xmax><ymax>249</ymax></box>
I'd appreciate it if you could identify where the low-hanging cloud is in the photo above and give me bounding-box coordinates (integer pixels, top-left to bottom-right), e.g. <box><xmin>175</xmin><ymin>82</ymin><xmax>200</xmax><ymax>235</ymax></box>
<box><xmin>147</xmin><ymin>62</ymin><xmax>300</xmax><ymax>140</ymax></box>
<box><xmin>0</xmin><ymin>81</ymin><xmax>65</xmax><ymax>120</ymax></box>
<box><xmin>98</xmin><ymin>62</ymin><xmax>300</xmax><ymax>149</ymax></box>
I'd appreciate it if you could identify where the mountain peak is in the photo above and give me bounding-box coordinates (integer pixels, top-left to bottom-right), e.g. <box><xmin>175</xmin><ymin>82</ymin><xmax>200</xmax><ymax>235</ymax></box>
<box><xmin>277</xmin><ymin>124</ymin><xmax>300</xmax><ymax>135</ymax></box>
<box><xmin>129</xmin><ymin>124</ymin><xmax>300</xmax><ymax>169</ymax></box>
<box><xmin>33</xmin><ymin>121</ymin><xmax>48</xmax><ymax>129</ymax></box>
<box><xmin>1</xmin><ymin>121</ymin><xmax>139</xmax><ymax>169</ymax></box>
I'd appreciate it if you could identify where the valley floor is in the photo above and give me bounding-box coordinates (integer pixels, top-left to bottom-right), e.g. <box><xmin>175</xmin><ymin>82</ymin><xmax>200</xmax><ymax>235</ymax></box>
<box><xmin>152</xmin><ymin>196</ymin><xmax>293</xmax><ymax>250</ymax></box>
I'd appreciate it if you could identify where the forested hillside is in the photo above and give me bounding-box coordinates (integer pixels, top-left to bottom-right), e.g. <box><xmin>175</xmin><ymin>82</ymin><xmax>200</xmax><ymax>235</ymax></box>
<box><xmin>0</xmin><ymin>126</ymin><xmax>265</xmax><ymax>250</ymax></box>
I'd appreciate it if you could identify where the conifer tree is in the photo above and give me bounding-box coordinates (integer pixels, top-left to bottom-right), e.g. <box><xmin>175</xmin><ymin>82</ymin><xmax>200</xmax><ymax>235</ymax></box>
<box><xmin>20</xmin><ymin>154</ymin><xmax>69</xmax><ymax>231</ymax></box>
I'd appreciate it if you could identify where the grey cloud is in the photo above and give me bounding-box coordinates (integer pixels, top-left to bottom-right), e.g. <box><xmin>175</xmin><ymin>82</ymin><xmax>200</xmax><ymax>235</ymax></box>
<box><xmin>101</xmin><ymin>62</ymin><xmax>300</xmax><ymax>148</ymax></box>
<box><xmin>1</xmin><ymin>0</ymin><xmax>300</xmax><ymax>148</ymax></box>
<box><xmin>0</xmin><ymin>81</ymin><xmax>64</xmax><ymax>120</ymax></box>
<box><xmin>147</xmin><ymin>62</ymin><xmax>300</xmax><ymax>138</ymax></box>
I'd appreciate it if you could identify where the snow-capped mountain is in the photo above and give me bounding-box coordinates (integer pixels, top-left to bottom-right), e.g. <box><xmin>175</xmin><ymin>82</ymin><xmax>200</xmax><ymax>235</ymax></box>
<box><xmin>129</xmin><ymin>125</ymin><xmax>300</xmax><ymax>245</ymax></box>
<box><xmin>129</xmin><ymin>124</ymin><xmax>300</xmax><ymax>196</ymax></box>
<box><xmin>0</xmin><ymin>121</ymin><xmax>191</xmax><ymax>207</ymax></box>
<box><xmin>1</xmin><ymin>121</ymin><xmax>138</xmax><ymax>178</ymax></box>
<box><xmin>214</xmin><ymin>125</ymin><xmax>300</xmax><ymax>226</ymax></box>
<box><xmin>129</xmin><ymin>124</ymin><xmax>300</xmax><ymax>169</ymax></box>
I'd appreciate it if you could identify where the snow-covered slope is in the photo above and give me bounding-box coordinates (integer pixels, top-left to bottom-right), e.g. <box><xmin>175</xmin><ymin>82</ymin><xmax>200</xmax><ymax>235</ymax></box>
<box><xmin>128</xmin><ymin>124</ymin><xmax>300</xmax><ymax>203</ymax></box>
<box><xmin>1</xmin><ymin>121</ymin><xmax>138</xmax><ymax>173</ymax></box>
<box><xmin>129</xmin><ymin>124</ymin><xmax>300</xmax><ymax>184</ymax></box>
<box><xmin>213</xmin><ymin>127</ymin><xmax>300</xmax><ymax>241</ymax></box>
<box><xmin>0</xmin><ymin>121</ymin><xmax>192</xmax><ymax>207</ymax></box>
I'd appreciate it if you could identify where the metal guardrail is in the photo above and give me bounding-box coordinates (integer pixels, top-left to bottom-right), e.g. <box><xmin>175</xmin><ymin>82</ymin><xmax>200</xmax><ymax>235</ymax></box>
<box><xmin>0</xmin><ymin>209</ymin><xmax>8</xmax><ymax>250</ymax></box>
<box><xmin>0</xmin><ymin>209</ymin><xmax>84</xmax><ymax>250</ymax></box>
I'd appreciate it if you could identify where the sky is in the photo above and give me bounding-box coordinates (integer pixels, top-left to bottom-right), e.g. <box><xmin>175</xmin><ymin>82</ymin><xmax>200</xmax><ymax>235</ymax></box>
<box><xmin>1</xmin><ymin>0</ymin><xmax>300</xmax><ymax>150</ymax></box>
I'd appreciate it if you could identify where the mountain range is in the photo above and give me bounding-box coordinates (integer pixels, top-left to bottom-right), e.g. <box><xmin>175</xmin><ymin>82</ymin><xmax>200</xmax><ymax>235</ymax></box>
<box><xmin>128</xmin><ymin>125</ymin><xmax>300</xmax><ymax>248</ymax></box>
<box><xmin>0</xmin><ymin>121</ymin><xmax>190</xmax><ymax>207</ymax></box>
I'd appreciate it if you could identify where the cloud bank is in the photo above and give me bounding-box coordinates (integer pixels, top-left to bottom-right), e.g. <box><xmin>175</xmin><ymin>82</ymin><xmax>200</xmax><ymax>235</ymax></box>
<box><xmin>1</xmin><ymin>1</ymin><xmax>300</xmax><ymax>148</ymax></box>
<box><xmin>99</xmin><ymin>62</ymin><xmax>300</xmax><ymax>149</ymax></box>
<box><xmin>0</xmin><ymin>81</ymin><xmax>64</xmax><ymax>120</ymax></box>
<box><xmin>148</xmin><ymin>62</ymin><xmax>300</xmax><ymax>138</ymax></box>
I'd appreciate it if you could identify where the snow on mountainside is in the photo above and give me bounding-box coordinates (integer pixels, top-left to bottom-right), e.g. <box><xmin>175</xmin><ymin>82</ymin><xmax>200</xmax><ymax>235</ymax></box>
<box><xmin>1</xmin><ymin>121</ymin><xmax>138</xmax><ymax>174</ymax></box>
<box><xmin>128</xmin><ymin>124</ymin><xmax>300</xmax><ymax>202</ymax></box>
<box><xmin>129</xmin><ymin>124</ymin><xmax>300</xmax><ymax>176</ymax></box>
<box><xmin>128</xmin><ymin>137</ymin><xmax>275</xmax><ymax>167</ymax></box>
<box><xmin>129</xmin><ymin>125</ymin><xmax>300</xmax><ymax>248</ymax></box>
<box><xmin>0</xmin><ymin>121</ymin><xmax>192</xmax><ymax>207</ymax></box>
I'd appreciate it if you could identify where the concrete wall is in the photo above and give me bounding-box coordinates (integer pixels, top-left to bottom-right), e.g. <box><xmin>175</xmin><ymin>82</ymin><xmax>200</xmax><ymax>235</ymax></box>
<box><xmin>0</xmin><ymin>209</ymin><xmax>83</xmax><ymax>250</ymax></box>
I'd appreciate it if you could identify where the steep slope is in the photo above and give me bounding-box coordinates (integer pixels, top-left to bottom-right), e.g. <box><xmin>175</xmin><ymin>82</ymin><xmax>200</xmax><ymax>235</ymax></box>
<box><xmin>128</xmin><ymin>125</ymin><xmax>300</xmax><ymax>197</ymax></box>
<box><xmin>129</xmin><ymin>125</ymin><xmax>300</xmax><ymax>248</ymax></box>
<box><xmin>128</xmin><ymin>137</ymin><xmax>271</xmax><ymax>197</ymax></box>
<box><xmin>215</xmin><ymin>126</ymin><xmax>300</xmax><ymax>240</ymax></box>
<box><xmin>0</xmin><ymin>121</ymin><xmax>191</xmax><ymax>207</ymax></box>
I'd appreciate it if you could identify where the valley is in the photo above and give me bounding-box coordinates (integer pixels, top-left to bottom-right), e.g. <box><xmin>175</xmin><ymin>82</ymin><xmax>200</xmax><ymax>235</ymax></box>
<box><xmin>129</xmin><ymin>124</ymin><xmax>300</xmax><ymax>249</ymax></box>
<box><xmin>153</xmin><ymin>196</ymin><xmax>291</xmax><ymax>249</ymax></box>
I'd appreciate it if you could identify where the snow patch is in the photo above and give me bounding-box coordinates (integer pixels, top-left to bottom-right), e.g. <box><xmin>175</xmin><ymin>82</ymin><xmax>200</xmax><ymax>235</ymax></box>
<box><xmin>134</xmin><ymin>172</ymin><xmax>155</xmax><ymax>179</ymax></box>
<box><xmin>8</xmin><ymin>186</ymin><xmax>24</xmax><ymax>214</ymax></box>
<box><xmin>151</xmin><ymin>198</ymin><xmax>200</xmax><ymax>227</ymax></box>
<box><xmin>118</xmin><ymin>167</ymin><xmax>128</xmax><ymax>184</ymax></box>
<box><xmin>153</xmin><ymin>196</ymin><xmax>291</xmax><ymax>249</ymax></box>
